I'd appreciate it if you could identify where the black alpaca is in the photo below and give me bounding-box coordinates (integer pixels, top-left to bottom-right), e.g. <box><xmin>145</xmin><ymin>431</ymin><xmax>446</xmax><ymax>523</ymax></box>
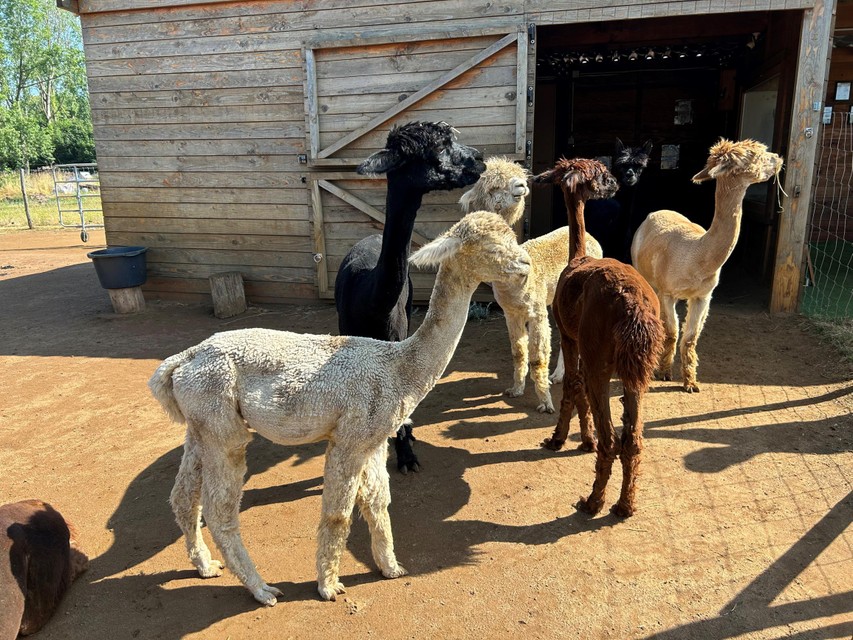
<box><xmin>585</xmin><ymin>138</ymin><xmax>653</xmax><ymax>263</ymax></box>
<box><xmin>334</xmin><ymin>121</ymin><xmax>485</xmax><ymax>472</ymax></box>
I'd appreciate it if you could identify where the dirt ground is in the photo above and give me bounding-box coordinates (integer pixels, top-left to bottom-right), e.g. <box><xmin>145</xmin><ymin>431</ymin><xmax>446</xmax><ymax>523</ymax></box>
<box><xmin>0</xmin><ymin>228</ymin><xmax>851</xmax><ymax>640</ymax></box>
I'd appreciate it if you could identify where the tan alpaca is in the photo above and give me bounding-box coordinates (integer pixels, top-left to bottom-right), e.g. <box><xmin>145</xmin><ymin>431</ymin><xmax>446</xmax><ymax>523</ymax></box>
<box><xmin>631</xmin><ymin>139</ymin><xmax>783</xmax><ymax>392</ymax></box>
<box><xmin>148</xmin><ymin>212</ymin><xmax>530</xmax><ymax>606</ymax></box>
<box><xmin>460</xmin><ymin>158</ymin><xmax>601</xmax><ymax>411</ymax></box>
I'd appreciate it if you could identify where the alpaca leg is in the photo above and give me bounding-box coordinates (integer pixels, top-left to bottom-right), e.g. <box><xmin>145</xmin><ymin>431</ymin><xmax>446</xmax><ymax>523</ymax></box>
<box><xmin>680</xmin><ymin>296</ymin><xmax>711</xmax><ymax>393</ymax></box>
<box><xmin>201</xmin><ymin>434</ymin><xmax>282</xmax><ymax>607</ymax></box>
<box><xmin>316</xmin><ymin>441</ymin><xmax>364</xmax><ymax>601</ymax></box>
<box><xmin>549</xmin><ymin>348</ymin><xmax>565</xmax><ymax>384</ymax></box>
<box><xmin>614</xmin><ymin>390</ymin><xmax>644</xmax><ymax>517</ymax></box>
<box><xmin>577</xmin><ymin>371</ymin><xmax>617</xmax><ymax>515</ymax></box>
<box><xmin>170</xmin><ymin>427</ymin><xmax>223</xmax><ymax>578</ymax></box>
<box><xmin>542</xmin><ymin>338</ymin><xmax>594</xmax><ymax>451</ymax></box>
<box><xmin>528</xmin><ymin>309</ymin><xmax>554</xmax><ymax>413</ymax></box>
<box><xmin>356</xmin><ymin>443</ymin><xmax>408</xmax><ymax>579</ymax></box>
<box><xmin>504</xmin><ymin>311</ymin><xmax>529</xmax><ymax>397</ymax></box>
<box><xmin>657</xmin><ymin>295</ymin><xmax>679</xmax><ymax>381</ymax></box>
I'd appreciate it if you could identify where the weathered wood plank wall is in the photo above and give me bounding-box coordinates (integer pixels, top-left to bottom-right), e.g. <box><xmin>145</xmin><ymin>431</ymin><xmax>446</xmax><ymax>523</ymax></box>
<box><xmin>78</xmin><ymin>0</ymin><xmax>815</xmax><ymax>304</ymax></box>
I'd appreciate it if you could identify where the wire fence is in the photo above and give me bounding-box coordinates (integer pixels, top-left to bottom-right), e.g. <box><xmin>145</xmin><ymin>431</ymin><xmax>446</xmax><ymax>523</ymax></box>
<box><xmin>802</xmin><ymin>110</ymin><xmax>853</xmax><ymax>319</ymax></box>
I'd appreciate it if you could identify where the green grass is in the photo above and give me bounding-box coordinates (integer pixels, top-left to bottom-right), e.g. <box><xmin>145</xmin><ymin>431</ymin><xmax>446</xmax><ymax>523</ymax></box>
<box><xmin>801</xmin><ymin>240</ymin><xmax>853</xmax><ymax>319</ymax></box>
<box><xmin>0</xmin><ymin>196</ymin><xmax>103</xmax><ymax>229</ymax></box>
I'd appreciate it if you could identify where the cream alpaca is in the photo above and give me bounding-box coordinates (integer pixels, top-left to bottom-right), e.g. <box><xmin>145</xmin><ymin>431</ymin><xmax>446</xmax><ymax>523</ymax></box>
<box><xmin>631</xmin><ymin>139</ymin><xmax>783</xmax><ymax>392</ymax></box>
<box><xmin>460</xmin><ymin>158</ymin><xmax>601</xmax><ymax>410</ymax></box>
<box><xmin>148</xmin><ymin>212</ymin><xmax>530</xmax><ymax>606</ymax></box>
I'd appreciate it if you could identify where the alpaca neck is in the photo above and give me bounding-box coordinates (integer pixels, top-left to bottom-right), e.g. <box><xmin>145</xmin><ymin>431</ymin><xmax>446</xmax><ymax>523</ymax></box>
<box><xmin>563</xmin><ymin>190</ymin><xmax>587</xmax><ymax>261</ymax></box>
<box><xmin>398</xmin><ymin>263</ymin><xmax>477</xmax><ymax>398</ymax></box>
<box><xmin>376</xmin><ymin>181</ymin><xmax>424</xmax><ymax>298</ymax></box>
<box><xmin>697</xmin><ymin>179</ymin><xmax>750</xmax><ymax>271</ymax></box>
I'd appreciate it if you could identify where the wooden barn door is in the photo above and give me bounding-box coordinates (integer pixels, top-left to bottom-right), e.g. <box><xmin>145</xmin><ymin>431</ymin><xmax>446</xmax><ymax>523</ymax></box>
<box><xmin>303</xmin><ymin>26</ymin><xmax>531</xmax><ymax>300</ymax></box>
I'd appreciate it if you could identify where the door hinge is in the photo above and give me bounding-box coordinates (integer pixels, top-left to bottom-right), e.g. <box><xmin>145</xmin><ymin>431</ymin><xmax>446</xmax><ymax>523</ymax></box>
<box><xmin>528</xmin><ymin>23</ymin><xmax>536</xmax><ymax>46</ymax></box>
<box><xmin>525</xmin><ymin>139</ymin><xmax>533</xmax><ymax>168</ymax></box>
<box><xmin>527</xmin><ymin>85</ymin><xmax>534</xmax><ymax>107</ymax></box>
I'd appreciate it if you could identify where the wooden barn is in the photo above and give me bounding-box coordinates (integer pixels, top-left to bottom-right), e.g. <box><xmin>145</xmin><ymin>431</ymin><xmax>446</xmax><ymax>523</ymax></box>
<box><xmin>59</xmin><ymin>0</ymin><xmax>835</xmax><ymax>313</ymax></box>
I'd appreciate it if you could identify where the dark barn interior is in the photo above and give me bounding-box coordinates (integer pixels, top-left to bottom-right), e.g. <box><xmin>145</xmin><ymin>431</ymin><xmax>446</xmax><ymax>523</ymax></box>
<box><xmin>531</xmin><ymin>10</ymin><xmax>804</xmax><ymax>284</ymax></box>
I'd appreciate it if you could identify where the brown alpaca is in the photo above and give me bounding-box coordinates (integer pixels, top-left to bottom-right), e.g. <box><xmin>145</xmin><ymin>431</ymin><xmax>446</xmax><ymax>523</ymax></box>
<box><xmin>532</xmin><ymin>158</ymin><xmax>664</xmax><ymax>517</ymax></box>
<box><xmin>0</xmin><ymin>500</ymin><xmax>88</xmax><ymax>638</ymax></box>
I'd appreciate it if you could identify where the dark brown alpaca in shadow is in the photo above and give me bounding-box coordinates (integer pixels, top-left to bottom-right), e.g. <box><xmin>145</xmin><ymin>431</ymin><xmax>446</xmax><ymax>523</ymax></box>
<box><xmin>0</xmin><ymin>500</ymin><xmax>88</xmax><ymax>638</ymax></box>
<box><xmin>532</xmin><ymin>158</ymin><xmax>664</xmax><ymax>517</ymax></box>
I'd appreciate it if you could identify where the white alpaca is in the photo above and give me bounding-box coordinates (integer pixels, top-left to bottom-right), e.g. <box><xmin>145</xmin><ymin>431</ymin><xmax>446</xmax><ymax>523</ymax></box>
<box><xmin>459</xmin><ymin>156</ymin><xmax>530</xmax><ymax>226</ymax></box>
<box><xmin>459</xmin><ymin>158</ymin><xmax>602</xmax><ymax>410</ymax></box>
<box><xmin>631</xmin><ymin>139</ymin><xmax>783</xmax><ymax>392</ymax></box>
<box><xmin>148</xmin><ymin>212</ymin><xmax>530</xmax><ymax>606</ymax></box>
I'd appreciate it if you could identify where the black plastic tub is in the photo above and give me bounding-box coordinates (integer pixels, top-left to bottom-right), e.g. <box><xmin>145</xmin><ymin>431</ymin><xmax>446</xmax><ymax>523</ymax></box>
<box><xmin>87</xmin><ymin>246</ymin><xmax>148</xmax><ymax>289</ymax></box>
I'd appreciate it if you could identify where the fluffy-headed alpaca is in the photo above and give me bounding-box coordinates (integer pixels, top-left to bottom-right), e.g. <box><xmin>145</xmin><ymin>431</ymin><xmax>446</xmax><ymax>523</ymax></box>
<box><xmin>149</xmin><ymin>212</ymin><xmax>530</xmax><ymax>606</ymax></box>
<box><xmin>458</xmin><ymin>156</ymin><xmax>529</xmax><ymax>226</ymax></box>
<box><xmin>0</xmin><ymin>500</ymin><xmax>88</xmax><ymax>639</ymax></box>
<box><xmin>585</xmin><ymin>138</ymin><xmax>653</xmax><ymax>262</ymax></box>
<box><xmin>335</xmin><ymin>121</ymin><xmax>484</xmax><ymax>472</ymax></box>
<box><xmin>631</xmin><ymin>139</ymin><xmax>783</xmax><ymax>392</ymax></box>
<box><xmin>459</xmin><ymin>158</ymin><xmax>602</xmax><ymax>412</ymax></box>
<box><xmin>533</xmin><ymin>158</ymin><xmax>664</xmax><ymax>517</ymax></box>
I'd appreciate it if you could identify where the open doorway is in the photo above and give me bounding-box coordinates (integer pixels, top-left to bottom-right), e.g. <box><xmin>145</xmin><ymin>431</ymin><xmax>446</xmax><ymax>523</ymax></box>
<box><xmin>530</xmin><ymin>10</ymin><xmax>802</xmax><ymax>283</ymax></box>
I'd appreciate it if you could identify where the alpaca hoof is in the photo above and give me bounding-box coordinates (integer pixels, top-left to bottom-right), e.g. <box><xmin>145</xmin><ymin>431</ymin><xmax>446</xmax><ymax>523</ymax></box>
<box><xmin>541</xmin><ymin>437</ymin><xmax>565</xmax><ymax>451</ymax></box>
<box><xmin>577</xmin><ymin>496</ymin><xmax>604</xmax><ymax>515</ymax></box>
<box><xmin>548</xmin><ymin>374</ymin><xmax>563</xmax><ymax>385</ymax></box>
<box><xmin>536</xmin><ymin>402</ymin><xmax>555</xmax><ymax>414</ymax></box>
<box><xmin>684</xmin><ymin>382</ymin><xmax>700</xmax><ymax>393</ymax></box>
<box><xmin>655</xmin><ymin>370</ymin><xmax>672</xmax><ymax>381</ymax></box>
<box><xmin>611</xmin><ymin>502</ymin><xmax>635</xmax><ymax>518</ymax></box>
<box><xmin>318</xmin><ymin>581</ymin><xmax>346</xmax><ymax>601</ymax></box>
<box><xmin>382</xmin><ymin>564</ymin><xmax>408</xmax><ymax>579</ymax></box>
<box><xmin>504</xmin><ymin>387</ymin><xmax>524</xmax><ymax>398</ymax></box>
<box><xmin>578</xmin><ymin>440</ymin><xmax>597</xmax><ymax>453</ymax></box>
<box><xmin>197</xmin><ymin>560</ymin><xmax>225</xmax><ymax>578</ymax></box>
<box><xmin>252</xmin><ymin>583</ymin><xmax>283</xmax><ymax>607</ymax></box>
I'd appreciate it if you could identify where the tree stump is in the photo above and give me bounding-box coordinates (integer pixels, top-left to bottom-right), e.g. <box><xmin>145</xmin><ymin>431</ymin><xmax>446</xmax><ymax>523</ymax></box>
<box><xmin>209</xmin><ymin>271</ymin><xmax>247</xmax><ymax>319</ymax></box>
<box><xmin>107</xmin><ymin>287</ymin><xmax>146</xmax><ymax>314</ymax></box>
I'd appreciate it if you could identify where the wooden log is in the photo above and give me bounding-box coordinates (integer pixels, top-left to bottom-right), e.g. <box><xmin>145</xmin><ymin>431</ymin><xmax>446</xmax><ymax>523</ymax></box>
<box><xmin>107</xmin><ymin>286</ymin><xmax>145</xmax><ymax>314</ymax></box>
<box><xmin>209</xmin><ymin>271</ymin><xmax>247</xmax><ymax>318</ymax></box>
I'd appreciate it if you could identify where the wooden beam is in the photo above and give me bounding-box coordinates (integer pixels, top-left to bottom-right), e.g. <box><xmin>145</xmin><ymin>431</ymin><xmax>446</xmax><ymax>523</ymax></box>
<box><xmin>316</xmin><ymin>32</ymin><xmax>518</xmax><ymax>159</ymax></box>
<box><xmin>771</xmin><ymin>0</ymin><xmax>837</xmax><ymax>314</ymax></box>
<box><xmin>310</xmin><ymin>179</ymin><xmax>329</xmax><ymax>296</ymax></box>
<box><xmin>318</xmin><ymin>179</ymin><xmax>431</xmax><ymax>246</ymax></box>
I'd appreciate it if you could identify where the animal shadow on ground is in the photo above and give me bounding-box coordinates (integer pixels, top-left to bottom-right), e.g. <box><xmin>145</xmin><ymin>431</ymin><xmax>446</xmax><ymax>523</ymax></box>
<box><xmin>88</xmin><ymin>431</ymin><xmax>617</xmax><ymax>638</ymax></box>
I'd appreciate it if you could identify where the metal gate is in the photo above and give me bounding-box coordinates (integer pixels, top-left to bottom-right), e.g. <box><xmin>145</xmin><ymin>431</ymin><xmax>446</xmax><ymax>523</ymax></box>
<box><xmin>52</xmin><ymin>162</ymin><xmax>103</xmax><ymax>242</ymax></box>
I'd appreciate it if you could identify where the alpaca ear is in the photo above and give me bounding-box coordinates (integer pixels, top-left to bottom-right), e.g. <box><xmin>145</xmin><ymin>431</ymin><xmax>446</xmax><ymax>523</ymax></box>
<box><xmin>692</xmin><ymin>161</ymin><xmax>721</xmax><ymax>183</ymax></box>
<box><xmin>641</xmin><ymin>139</ymin><xmax>654</xmax><ymax>156</ymax></box>
<box><xmin>563</xmin><ymin>168</ymin><xmax>584</xmax><ymax>192</ymax></box>
<box><xmin>458</xmin><ymin>188</ymin><xmax>475</xmax><ymax>213</ymax></box>
<box><xmin>410</xmin><ymin>234</ymin><xmax>463</xmax><ymax>269</ymax></box>
<box><xmin>357</xmin><ymin>149</ymin><xmax>403</xmax><ymax>176</ymax></box>
<box><xmin>615</xmin><ymin>137</ymin><xmax>625</xmax><ymax>153</ymax></box>
<box><xmin>531</xmin><ymin>167</ymin><xmax>559</xmax><ymax>185</ymax></box>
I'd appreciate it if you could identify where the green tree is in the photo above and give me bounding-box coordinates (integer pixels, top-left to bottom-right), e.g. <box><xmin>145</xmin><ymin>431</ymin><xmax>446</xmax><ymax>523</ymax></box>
<box><xmin>0</xmin><ymin>0</ymin><xmax>92</xmax><ymax>170</ymax></box>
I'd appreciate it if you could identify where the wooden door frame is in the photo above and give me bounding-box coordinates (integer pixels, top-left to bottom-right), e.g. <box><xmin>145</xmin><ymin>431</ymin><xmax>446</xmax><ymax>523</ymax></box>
<box><xmin>771</xmin><ymin>0</ymin><xmax>836</xmax><ymax>313</ymax></box>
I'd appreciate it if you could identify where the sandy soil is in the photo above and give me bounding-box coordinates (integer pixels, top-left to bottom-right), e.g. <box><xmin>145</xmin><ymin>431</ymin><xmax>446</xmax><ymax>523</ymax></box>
<box><xmin>0</xmin><ymin>228</ymin><xmax>851</xmax><ymax>640</ymax></box>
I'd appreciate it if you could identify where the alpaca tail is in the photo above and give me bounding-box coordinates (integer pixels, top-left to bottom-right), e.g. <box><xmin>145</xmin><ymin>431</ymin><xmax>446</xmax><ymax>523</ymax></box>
<box><xmin>614</xmin><ymin>302</ymin><xmax>665</xmax><ymax>393</ymax></box>
<box><xmin>148</xmin><ymin>349</ymin><xmax>196</xmax><ymax>424</ymax></box>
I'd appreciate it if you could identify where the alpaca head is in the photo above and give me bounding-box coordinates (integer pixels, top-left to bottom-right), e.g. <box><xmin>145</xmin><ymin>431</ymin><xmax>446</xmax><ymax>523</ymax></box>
<box><xmin>410</xmin><ymin>211</ymin><xmax>531</xmax><ymax>285</ymax></box>
<box><xmin>458</xmin><ymin>156</ymin><xmax>530</xmax><ymax>226</ymax></box>
<box><xmin>613</xmin><ymin>138</ymin><xmax>653</xmax><ymax>187</ymax></box>
<box><xmin>692</xmin><ymin>138</ymin><xmax>783</xmax><ymax>185</ymax></box>
<box><xmin>356</xmin><ymin>121</ymin><xmax>486</xmax><ymax>192</ymax></box>
<box><xmin>531</xmin><ymin>157</ymin><xmax>619</xmax><ymax>201</ymax></box>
